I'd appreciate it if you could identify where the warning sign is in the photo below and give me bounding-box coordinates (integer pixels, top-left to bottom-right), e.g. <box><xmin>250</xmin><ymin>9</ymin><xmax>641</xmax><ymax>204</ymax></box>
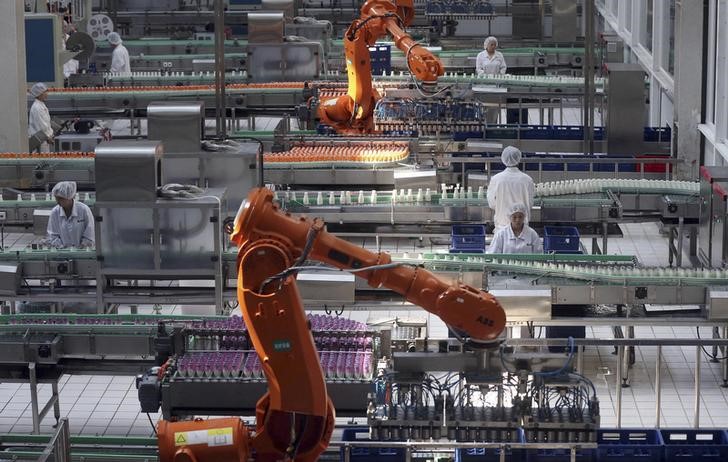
<box><xmin>174</xmin><ymin>428</ymin><xmax>233</xmax><ymax>447</ymax></box>
<box><xmin>207</xmin><ymin>427</ymin><xmax>234</xmax><ymax>447</ymax></box>
<box><xmin>174</xmin><ymin>430</ymin><xmax>208</xmax><ymax>446</ymax></box>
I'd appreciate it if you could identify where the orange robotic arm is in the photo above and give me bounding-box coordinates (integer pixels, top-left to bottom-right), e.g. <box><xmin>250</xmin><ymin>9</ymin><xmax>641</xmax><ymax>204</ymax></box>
<box><xmin>234</xmin><ymin>188</ymin><xmax>506</xmax><ymax>342</ymax></box>
<box><xmin>319</xmin><ymin>0</ymin><xmax>445</xmax><ymax>134</ymax></box>
<box><xmin>157</xmin><ymin>187</ymin><xmax>505</xmax><ymax>462</ymax></box>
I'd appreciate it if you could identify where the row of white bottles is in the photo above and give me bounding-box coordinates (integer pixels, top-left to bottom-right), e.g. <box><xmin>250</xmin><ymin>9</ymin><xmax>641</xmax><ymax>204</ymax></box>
<box><xmin>421</xmin><ymin>254</ymin><xmax>728</xmax><ymax>281</ymax></box>
<box><xmin>3</xmin><ymin>192</ymin><xmax>94</xmax><ymax>202</ymax></box>
<box><xmin>535</xmin><ymin>179</ymin><xmax>699</xmax><ymax>197</ymax></box>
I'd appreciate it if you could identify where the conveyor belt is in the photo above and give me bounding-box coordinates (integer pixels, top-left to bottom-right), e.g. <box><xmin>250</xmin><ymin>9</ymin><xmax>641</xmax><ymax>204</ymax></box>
<box><xmin>394</xmin><ymin>252</ymin><xmax>728</xmax><ymax>287</ymax></box>
<box><xmin>265</xmin><ymin>141</ymin><xmax>410</xmax><ymax>165</ymax></box>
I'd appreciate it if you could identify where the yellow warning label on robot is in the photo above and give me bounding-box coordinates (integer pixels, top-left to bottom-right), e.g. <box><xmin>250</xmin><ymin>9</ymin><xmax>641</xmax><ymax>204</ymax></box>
<box><xmin>207</xmin><ymin>427</ymin><xmax>234</xmax><ymax>447</ymax></box>
<box><xmin>174</xmin><ymin>430</ymin><xmax>208</xmax><ymax>446</ymax></box>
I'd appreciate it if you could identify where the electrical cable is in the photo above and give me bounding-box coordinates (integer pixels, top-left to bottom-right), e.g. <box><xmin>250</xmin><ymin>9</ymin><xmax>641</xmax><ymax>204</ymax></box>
<box><xmin>146</xmin><ymin>413</ymin><xmax>157</xmax><ymax>436</ymax></box>
<box><xmin>259</xmin><ymin>261</ymin><xmax>410</xmax><ymax>294</ymax></box>
<box><xmin>535</xmin><ymin>336</ymin><xmax>575</xmax><ymax>377</ymax></box>
<box><xmin>696</xmin><ymin>326</ymin><xmax>728</xmax><ymax>361</ymax></box>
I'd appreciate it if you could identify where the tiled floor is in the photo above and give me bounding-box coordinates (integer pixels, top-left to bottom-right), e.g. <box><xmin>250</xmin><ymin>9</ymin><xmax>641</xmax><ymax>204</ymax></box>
<box><xmin>1</xmin><ymin>223</ymin><xmax>726</xmax><ymax>435</ymax></box>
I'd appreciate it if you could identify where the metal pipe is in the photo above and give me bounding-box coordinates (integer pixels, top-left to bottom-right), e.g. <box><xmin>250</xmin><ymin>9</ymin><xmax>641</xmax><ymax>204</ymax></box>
<box><xmin>583</xmin><ymin>0</ymin><xmax>595</xmax><ymax>156</ymax></box>
<box><xmin>30</xmin><ymin>362</ymin><xmax>40</xmax><ymax>434</ymax></box>
<box><xmin>723</xmin><ymin>326</ymin><xmax>728</xmax><ymax>386</ymax></box>
<box><xmin>655</xmin><ymin>345</ymin><xmax>662</xmax><ymax>428</ymax></box>
<box><xmin>214</xmin><ymin>0</ymin><xmax>226</xmax><ymax>138</ymax></box>
<box><xmin>615</xmin><ymin>345</ymin><xmax>623</xmax><ymax>428</ymax></box>
<box><xmin>694</xmin><ymin>345</ymin><xmax>701</xmax><ymax>428</ymax></box>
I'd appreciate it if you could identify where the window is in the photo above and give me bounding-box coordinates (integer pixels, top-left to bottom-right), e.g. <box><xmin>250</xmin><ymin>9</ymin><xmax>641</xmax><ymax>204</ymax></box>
<box><xmin>667</xmin><ymin>0</ymin><xmax>675</xmax><ymax>74</ymax></box>
<box><xmin>642</xmin><ymin>0</ymin><xmax>653</xmax><ymax>51</ymax></box>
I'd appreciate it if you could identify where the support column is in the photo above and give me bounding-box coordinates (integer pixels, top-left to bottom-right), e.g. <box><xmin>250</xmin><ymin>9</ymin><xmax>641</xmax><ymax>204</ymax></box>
<box><xmin>673</xmin><ymin>0</ymin><xmax>705</xmax><ymax>180</ymax></box>
<box><xmin>0</xmin><ymin>0</ymin><xmax>29</xmax><ymax>152</ymax></box>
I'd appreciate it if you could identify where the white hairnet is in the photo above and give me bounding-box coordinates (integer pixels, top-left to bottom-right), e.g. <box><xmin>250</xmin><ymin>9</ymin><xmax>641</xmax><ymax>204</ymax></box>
<box><xmin>30</xmin><ymin>82</ymin><xmax>48</xmax><ymax>98</ymax></box>
<box><xmin>52</xmin><ymin>181</ymin><xmax>77</xmax><ymax>200</ymax></box>
<box><xmin>501</xmin><ymin>146</ymin><xmax>522</xmax><ymax>167</ymax></box>
<box><xmin>509</xmin><ymin>203</ymin><xmax>528</xmax><ymax>217</ymax></box>
<box><xmin>484</xmin><ymin>36</ymin><xmax>498</xmax><ymax>48</ymax></box>
<box><xmin>107</xmin><ymin>32</ymin><xmax>122</xmax><ymax>45</ymax></box>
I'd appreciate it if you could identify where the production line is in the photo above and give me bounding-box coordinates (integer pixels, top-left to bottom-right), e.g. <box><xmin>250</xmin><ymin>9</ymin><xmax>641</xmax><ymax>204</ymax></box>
<box><xmin>8</xmin><ymin>0</ymin><xmax>728</xmax><ymax>460</ymax></box>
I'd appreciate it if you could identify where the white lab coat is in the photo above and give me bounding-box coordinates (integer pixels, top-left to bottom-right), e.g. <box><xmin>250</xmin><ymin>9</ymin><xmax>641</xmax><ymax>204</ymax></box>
<box><xmin>487</xmin><ymin>224</ymin><xmax>542</xmax><ymax>254</ymax></box>
<box><xmin>46</xmin><ymin>200</ymin><xmax>95</xmax><ymax>248</ymax></box>
<box><xmin>476</xmin><ymin>50</ymin><xmax>507</xmax><ymax>76</ymax></box>
<box><xmin>110</xmin><ymin>44</ymin><xmax>131</xmax><ymax>74</ymax></box>
<box><xmin>28</xmin><ymin>99</ymin><xmax>53</xmax><ymax>152</ymax></box>
<box><xmin>63</xmin><ymin>59</ymin><xmax>79</xmax><ymax>78</ymax></box>
<box><xmin>486</xmin><ymin>167</ymin><xmax>535</xmax><ymax>231</ymax></box>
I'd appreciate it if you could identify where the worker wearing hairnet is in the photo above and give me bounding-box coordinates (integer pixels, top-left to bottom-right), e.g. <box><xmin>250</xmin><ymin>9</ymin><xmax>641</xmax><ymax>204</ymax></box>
<box><xmin>476</xmin><ymin>36</ymin><xmax>507</xmax><ymax>123</ymax></box>
<box><xmin>486</xmin><ymin>146</ymin><xmax>535</xmax><ymax>232</ymax></box>
<box><xmin>107</xmin><ymin>32</ymin><xmax>131</xmax><ymax>74</ymax></box>
<box><xmin>28</xmin><ymin>83</ymin><xmax>54</xmax><ymax>153</ymax></box>
<box><xmin>46</xmin><ymin>181</ymin><xmax>95</xmax><ymax>248</ymax></box>
<box><xmin>476</xmin><ymin>36</ymin><xmax>507</xmax><ymax>76</ymax></box>
<box><xmin>487</xmin><ymin>203</ymin><xmax>542</xmax><ymax>254</ymax></box>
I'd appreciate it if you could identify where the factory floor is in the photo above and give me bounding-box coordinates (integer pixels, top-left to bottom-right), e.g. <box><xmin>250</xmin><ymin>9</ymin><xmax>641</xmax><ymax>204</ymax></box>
<box><xmin>0</xmin><ymin>221</ymin><xmax>725</xmax><ymax>437</ymax></box>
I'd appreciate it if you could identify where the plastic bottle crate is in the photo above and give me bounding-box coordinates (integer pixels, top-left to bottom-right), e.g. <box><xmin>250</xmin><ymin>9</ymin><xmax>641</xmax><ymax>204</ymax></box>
<box><xmin>369</xmin><ymin>45</ymin><xmax>391</xmax><ymax>75</ymax></box>
<box><xmin>543</xmin><ymin>226</ymin><xmax>580</xmax><ymax>253</ymax></box>
<box><xmin>635</xmin><ymin>155</ymin><xmax>672</xmax><ymax>174</ymax></box>
<box><xmin>660</xmin><ymin>429</ymin><xmax>728</xmax><ymax>461</ymax></box>
<box><xmin>644</xmin><ymin>126</ymin><xmax>672</xmax><ymax>142</ymax></box>
<box><xmin>484</xmin><ymin>125</ymin><xmax>519</xmax><ymax>140</ymax></box>
<box><xmin>597</xmin><ymin>428</ymin><xmax>664</xmax><ymax>462</ymax></box>
<box><xmin>455</xmin><ymin>429</ymin><xmax>526</xmax><ymax>462</ymax></box>
<box><xmin>341</xmin><ymin>427</ymin><xmax>405</xmax><ymax>462</ymax></box>
<box><xmin>525</xmin><ymin>156</ymin><xmax>565</xmax><ymax>172</ymax></box>
<box><xmin>525</xmin><ymin>444</ymin><xmax>595</xmax><ymax>462</ymax></box>
<box><xmin>552</xmin><ymin>125</ymin><xmax>584</xmax><ymax>140</ymax></box>
<box><xmin>450</xmin><ymin>224</ymin><xmax>486</xmax><ymax>253</ymax></box>
<box><xmin>521</xmin><ymin>125</ymin><xmax>554</xmax><ymax>140</ymax></box>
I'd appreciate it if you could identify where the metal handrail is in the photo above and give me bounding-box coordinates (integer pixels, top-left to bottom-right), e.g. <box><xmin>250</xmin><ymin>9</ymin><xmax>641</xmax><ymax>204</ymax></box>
<box><xmin>37</xmin><ymin>418</ymin><xmax>70</xmax><ymax>462</ymax></box>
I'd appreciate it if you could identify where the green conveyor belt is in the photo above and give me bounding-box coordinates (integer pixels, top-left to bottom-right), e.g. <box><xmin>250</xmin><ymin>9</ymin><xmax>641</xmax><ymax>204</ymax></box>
<box><xmin>0</xmin><ymin>433</ymin><xmax>156</xmax><ymax>446</ymax></box>
<box><xmin>47</xmin><ymin>86</ymin><xmax>300</xmax><ymax>98</ymax></box>
<box><xmin>132</xmin><ymin>52</ymin><xmax>246</xmax><ymax>60</ymax></box>
<box><xmin>0</xmin><ymin>313</ymin><xmax>229</xmax><ymax>326</ymax></box>
<box><xmin>395</xmin><ymin>253</ymin><xmax>728</xmax><ymax>286</ymax></box>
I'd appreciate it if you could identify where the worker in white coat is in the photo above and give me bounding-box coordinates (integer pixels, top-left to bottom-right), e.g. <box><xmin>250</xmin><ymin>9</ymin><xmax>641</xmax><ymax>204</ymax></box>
<box><xmin>486</xmin><ymin>146</ymin><xmax>535</xmax><ymax>232</ymax></box>
<box><xmin>476</xmin><ymin>36</ymin><xmax>507</xmax><ymax>76</ymax></box>
<box><xmin>46</xmin><ymin>181</ymin><xmax>95</xmax><ymax>248</ymax></box>
<box><xmin>28</xmin><ymin>83</ymin><xmax>54</xmax><ymax>153</ymax></box>
<box><xmin>487</xmin><ymin>203</ymin><xmax>542</xmax><ymax>254</ymax></box>
<box><xmin>476</xmin><ymin>36</ymin><xmax>507</xmax><ymax>123</ymax></box>
<box><xmin>108</xmin><ymin>32</ymin><xmax>130</xmax><ymax>74</ymax></box>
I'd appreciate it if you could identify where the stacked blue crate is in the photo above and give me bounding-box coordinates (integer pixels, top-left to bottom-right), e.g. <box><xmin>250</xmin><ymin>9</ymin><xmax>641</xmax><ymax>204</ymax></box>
<box><xmin>341</xmin><ymin>427</ymin><xmax>405</xmax><ymax>462</ymax></box>
<box><xmin>660</xmin><ymin>429</ymin><xmax>728</xmax><ymax>461</ymax></box>
<box><xmin>455</xmin><ymin>429</ymin><xmax>526</xmax><ymax>462</ymax></box>
<box><xmin>597</xmin><ymin>428</ymin><xmax>664</xmax><ymax>462</ymax></box>
<box><xmin>450</xmin><ymin>225</ymin><xmax>486</xmax><ymax>253</ymax></box>
<box><xmin>543</xmin><ymin>226</ymin><xmax>581</xmax><ymax>254</ymax></box>
<box><xmin>369</xmin><ymin>45</ymin><xmax>391</xmax><ymax>75</ymax></box>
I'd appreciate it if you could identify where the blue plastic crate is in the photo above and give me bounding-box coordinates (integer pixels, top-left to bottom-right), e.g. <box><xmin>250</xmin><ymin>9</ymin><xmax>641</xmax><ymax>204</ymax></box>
<box><xmin>341</xmin><ymin>427</ymin><xmax>405</xmax><ymax>462</ymax></box>
<box><xmin>644</xmin><ymin>126</ymin><xmax>671</xmax><ymax>142</ymax></box>
<box><xmin>484</xmin><ymin>125</ymin><xmax>519</xmax><ymax>140</ymax></box>
<box><xmin>369</xmin><ymin>45</ymin><xmax>391</xmax><ymax>75</ymax></box>
<box><xmin>660</xmin><ymin>429</ymin><xmax>728</xmax><ymax>461</ymax></box>
<box><xmin>543</xmin><ymin>226</ymin><xmax>580</xmax><ymax>253</ymax></box>
<box><xmin>521</xmin><ymin>125</ymin><xmax>554</xmax><ymax>140</ymax></box>
<box><xmin>450</xmin><ymin>224</ymin><xmax>486</xmax><ymax>254</ymax></box>
<box><xmin>597</xmin><ymin>428</ymin><xmax>664</xmax><ymax>462</ymax></box>
<box><xmin>456</xmin><ymin>429</ymin><xmax>526</xmax><ymax>462</ymax></box>
<box><xmin>552</xmin><ymin>125</ymin><xmax>584</xmax><ymax>140</ymax></box>
<box><xmin>526</xmin><ymin>444</ymin><xmax>595</xmax><ymax>462</ymax></box>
